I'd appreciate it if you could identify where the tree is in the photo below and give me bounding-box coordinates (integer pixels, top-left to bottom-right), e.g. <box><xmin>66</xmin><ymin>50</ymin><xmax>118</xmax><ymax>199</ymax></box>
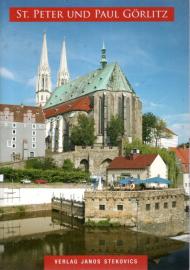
<box><xmin>107</xmin><ymin>115</ymin><xmax>124</xmax><ymax>146</ymax></box>
<box><xmin>70</xmin><ymin>114</ymin><xmax>96</xmax><ymax>146</ymax></box>
<box><xmin>143</xmin><ymin>112</ymin><xmax>172</xmax><ymax>147</ymax></box>
<box><xmin>142</xmin><ymin>112</ymin><xmax>157</xmax><ymax>143</ymax></box>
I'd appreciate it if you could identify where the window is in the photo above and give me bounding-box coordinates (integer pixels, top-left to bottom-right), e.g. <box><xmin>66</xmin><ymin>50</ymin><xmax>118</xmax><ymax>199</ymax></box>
<box><xmin>32</xmin><ymin>131</ymin><xmax>36</xmax><ymax>136</ymax></box>
<box><xmin>12</xmin><ymin>129</ymin><xmax>16</xmax><ymax>135</ymax></box>
<box><xmin>164</xmin><ymin>202</ymin><xmax>168</xmax><ymax>209</ymax></box>
<box><xmin>172</xmin><ymin>201</ymin><xmax>176</xmax><ymax>208</ymax></box>
<box><xmin>99</xmin><ymin>205</ymin><xmax>105</xmax><ymax>210</ymax></box>
<box><xmin>32</xmin><ymin>137</ymin><xmax>36</xmax><ymax>142</ymax></box>
<box><xmin>117</xmin><ymin>240</ymin><xmax>123</xmax><ymax>246</ymax></box>
<box><xmin>7</xmin><ymin>140</ymin><xmax>12</xmax><ymax>147</ymax></box>
<box><xmin>99</xmin><ymin>240</ymin><xmax>105</xmax><ymax>246</ymax></box>
<box><xmin>98</xmin><ymin>97</ymin><xmax>104</xmax><ymax>134</ymax></box>
<box><xmin>146</xmin><ymin>204</ymin><xmax>150</xmax><ymax>211</ymax></box>
<box><xmin>12</xmin><ymin>143</ymin><xmax>16</xmax><ymax>148</ymax></box>
<box><xmin>32</xmin><ymin>124</ymin><xmax>36</xmax><ymax>129</ymax></box>
<box><xmin>12</xmin><ymin>123</ymin><xmax>16</xmax><ymax>128</ymax></box>
<box><xmin>155</xmin><ymin>203</ymin><xmax>159</xmax><ymax>210</ymax></box>
<box><xmin>117</xmin><ymin>205</ymin><xmax>123</xmax><ymax>211</ymax></box>
<box><xmin>30</xmin><ymin>152</ymin><xmax>35</xmax><ymax>158</ymax></box>
<box><xmin>12</xmin><ymin>137</ymin><xmax>16</xmax><ymax>142</ymax></box>
<box><xmin>32</xmin><ymin>143</ymin><xmax>36</xmax><ymax>149</ymax></box>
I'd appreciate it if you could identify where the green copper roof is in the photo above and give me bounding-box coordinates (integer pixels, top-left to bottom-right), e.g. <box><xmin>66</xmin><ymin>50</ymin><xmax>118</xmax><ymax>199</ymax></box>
<box><xmin>45</xmin><ymin>62</ymin><xmax>135</xmax><ymax>109</ymax></box>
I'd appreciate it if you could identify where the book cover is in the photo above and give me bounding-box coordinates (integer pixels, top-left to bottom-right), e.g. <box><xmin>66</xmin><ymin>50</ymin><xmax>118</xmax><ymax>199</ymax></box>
<box><xmin>0</xmin><ymin>1</ymin><xmax>189</xmax><ymax>270</ymax></box>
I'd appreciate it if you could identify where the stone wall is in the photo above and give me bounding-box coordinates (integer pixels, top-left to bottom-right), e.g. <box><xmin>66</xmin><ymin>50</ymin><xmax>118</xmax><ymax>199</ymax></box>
<box><xmin>0</xmin><ymin>160</ymin><xmax>25</xmax><ymax>169</ymax></box>
<box><xmin>84</xmin><ymin>188</ymin><xmax>185</xmax><ymax>227</ymax></box>
<box><xmin>48</xmin><ymin>146</ymin><xmax>119</xmax><ymax>178</ymax></box>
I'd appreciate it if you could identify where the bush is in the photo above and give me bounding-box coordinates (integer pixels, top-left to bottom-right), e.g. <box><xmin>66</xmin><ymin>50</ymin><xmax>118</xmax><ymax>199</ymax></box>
<box><xmin>0</xmin><ymin>167</ymin><xmax>90</xmax><ymax>183</ymax></box>
<box><xmin>62</xmin><ymin>159</ymin><xmax>75</xmax><ymax>171</ymax></box>
<box><xmin>25</xmin><ymin>157</ymin><xmax>57</xmax><ymax>170</ymax></box>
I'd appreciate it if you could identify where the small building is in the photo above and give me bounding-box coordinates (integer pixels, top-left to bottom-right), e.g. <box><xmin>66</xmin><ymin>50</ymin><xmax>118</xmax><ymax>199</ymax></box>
<box><xmin>0</xmin><ymin>104</ymin><xmax>46</xmax><ymax>163</ymax></box>
<box><xmin>107</xmin><ymin>151</ymin><xmax>167</xmax><ymax>184</ymax></box>
<box><xmin>156</xmin><ymin>128</ymin><xmax>178</xmax><ymax>149</ymax></box>
<box><xmin>170</xmin><ymin>147</ymin><xmax>190</xmax><ymax>195</ymax></box>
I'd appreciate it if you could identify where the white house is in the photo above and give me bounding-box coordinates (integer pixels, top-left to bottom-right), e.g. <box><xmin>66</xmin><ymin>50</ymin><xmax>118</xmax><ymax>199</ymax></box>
<box><xmin>107</xmin><ymin>152</ymin><xmax>167</xmax><ymax>184</ymax></box>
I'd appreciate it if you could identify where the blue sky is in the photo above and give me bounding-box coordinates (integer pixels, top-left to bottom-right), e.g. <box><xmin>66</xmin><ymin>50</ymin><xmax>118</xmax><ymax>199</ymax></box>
<box><xmin>0</xmin><ymin>0</ymin><xmax>189</xmax><ymax>143</ymax></box>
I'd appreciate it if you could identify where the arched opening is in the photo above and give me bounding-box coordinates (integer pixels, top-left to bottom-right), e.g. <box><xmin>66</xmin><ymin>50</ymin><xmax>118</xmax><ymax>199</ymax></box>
<box><xmin>100</xmin><ymin>158</ymin><xmax>112</xmax><ymax>171</ymax></box>
<box><xmin>79</xmin><ymin>159</ymin><xmax>89</xmax><ymax>171</ymax></box>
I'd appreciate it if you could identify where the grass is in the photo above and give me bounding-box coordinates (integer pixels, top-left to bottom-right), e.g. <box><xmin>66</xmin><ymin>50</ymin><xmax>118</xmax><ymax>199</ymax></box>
<box><xmin>85</xmin><ymin>219</ymin><xmax>121</xmax><ymax>227</ymax></box>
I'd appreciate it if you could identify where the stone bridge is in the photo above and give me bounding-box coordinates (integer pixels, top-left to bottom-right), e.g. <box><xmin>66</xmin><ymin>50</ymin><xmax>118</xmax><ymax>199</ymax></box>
<box><xmin>48</xmin><ymin>146</ymin><xmax>119</xmax><ymax>179</ymax></box>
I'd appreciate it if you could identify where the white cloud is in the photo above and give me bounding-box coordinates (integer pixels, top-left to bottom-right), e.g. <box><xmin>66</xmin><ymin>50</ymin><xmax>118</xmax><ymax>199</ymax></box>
<box><xmin>142</xmin><ymin>99</ymin><xmax>164</xmax><ymax>111</ymax></box>
<box><xmin>0</xmin><ymin>67</ymin><xmax>15</xmax><ymax>80</ymax></box>
<box><xmin>164</xmin><ymin>113</ymin><xmax>190</xmax><ymax>143</ymax></box>
<box><xmin>26</xmin><ymin>76</ymin><xmax>36</xmax><ymax>87</ymax></box>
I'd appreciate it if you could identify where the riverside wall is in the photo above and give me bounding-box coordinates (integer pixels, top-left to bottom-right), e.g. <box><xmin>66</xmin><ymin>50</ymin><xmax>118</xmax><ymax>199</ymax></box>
<box><xmin>84</xmin><ymin>188</ymin><xmax>185</xmax><ymax>227</ymax></box>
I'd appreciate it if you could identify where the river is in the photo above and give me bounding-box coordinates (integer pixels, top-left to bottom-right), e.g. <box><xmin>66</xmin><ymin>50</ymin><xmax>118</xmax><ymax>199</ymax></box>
<box><xmin>0</xmin><ymin>212</ymin><xmax>189</xmax><ymax>270</ymax></box>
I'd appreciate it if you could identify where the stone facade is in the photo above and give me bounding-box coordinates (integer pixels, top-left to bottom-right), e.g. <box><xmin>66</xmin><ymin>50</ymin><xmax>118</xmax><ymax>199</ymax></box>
<box><xmin>84</xmin><ymin>189</ymin><xmax>185</xmax><ymax>227</ymax></box>
<box><xmin>48</xmin><ymin>146</ymin><xmax>119</xmax><ymax>178</ymax></box>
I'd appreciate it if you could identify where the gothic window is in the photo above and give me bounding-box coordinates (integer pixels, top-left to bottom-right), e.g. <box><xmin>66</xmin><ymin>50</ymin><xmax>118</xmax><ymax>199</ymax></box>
<box><xmin>98</xmin><ymin>97</ymin><xmax>104</xmax><ymax>134</ymax></box>
<box><xmin>118</xmin><ymin>96</ymin><xmax>123</xmax><ymax>118</ymax></box>
<box><xmin>42</xmin><ymin>77</ymin><xmax>45</xmax><ymax>89</ymax></box>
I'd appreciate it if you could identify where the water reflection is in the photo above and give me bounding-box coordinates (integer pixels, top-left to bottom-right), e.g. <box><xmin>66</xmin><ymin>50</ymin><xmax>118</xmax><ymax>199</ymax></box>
<box><xmin>0</xmin><ymin>213</ymin><xmax>188</xmax><ymax>270</ymax></box>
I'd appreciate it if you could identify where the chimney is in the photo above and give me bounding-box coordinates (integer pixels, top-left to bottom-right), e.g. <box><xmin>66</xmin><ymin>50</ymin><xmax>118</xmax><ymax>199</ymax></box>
<box><xmin>129</xmin><ymin>149</ymin><xmax>140</xmax><ymax>160</ymax></box>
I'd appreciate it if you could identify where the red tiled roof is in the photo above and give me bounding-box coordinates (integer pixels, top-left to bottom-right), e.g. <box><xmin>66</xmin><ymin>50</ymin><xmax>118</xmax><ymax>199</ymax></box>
<box><xmin>44</xmin><ymin>96</ymin><xmax>92</xmax><ymax>118</ymax></box>
<box><xmin>0</xmin><ymin>104</ymin><xmax>45</xmax><ymax>123</ymax></box>
<box><xmin>170</xmin><ymin>147</ymin><xmax>189</xmax><ymax>173</ymax></box>
<box><xmin>108</xmin><ymin>154</ymin><xmax>158</xmax><ymax>170</ymax></box>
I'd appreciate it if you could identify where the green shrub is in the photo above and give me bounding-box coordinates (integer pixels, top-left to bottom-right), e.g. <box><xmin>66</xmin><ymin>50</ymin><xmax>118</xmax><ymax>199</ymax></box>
<box><xmin>25</xmin><ymin>157</ymin><xmax>57</xmax><ymax>170</ymax></box>
<box><xmin>0</xmin><ymin>167</ymin><xmax>90</xmax><ymax>183</ymax></box>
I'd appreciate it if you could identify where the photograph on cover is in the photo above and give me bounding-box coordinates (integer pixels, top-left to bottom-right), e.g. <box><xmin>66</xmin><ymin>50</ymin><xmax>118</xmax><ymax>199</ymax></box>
<box><xmin>0</xmin><ymin>0</ymin><xmax>189</xmax><ymax>270</ymax></box>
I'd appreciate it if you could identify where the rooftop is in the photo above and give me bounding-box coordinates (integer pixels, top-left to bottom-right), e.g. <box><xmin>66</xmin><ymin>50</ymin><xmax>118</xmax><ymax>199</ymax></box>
<box><xmin>0</xmin><ymin>104</ymin><xmax>45</xmax><ymax>123</ymax></box>
<box><xmin>108</xmin><ymin>154</ymin><xmax>158</xmax><ymax>170</ymax></box>
<box><xmin>44</xmin><ymin>96</ymin><xmax>92</xmax><ymax>118</ymax></box>
<box><xmin>170</xmin><ymin>147</ymin><xmax>189</xmax><ymax>173</ymax></box>
<box><xmin>45</xmin><ymin>62</ymin><xmax>136</xmax><ymax>109</ymax></box>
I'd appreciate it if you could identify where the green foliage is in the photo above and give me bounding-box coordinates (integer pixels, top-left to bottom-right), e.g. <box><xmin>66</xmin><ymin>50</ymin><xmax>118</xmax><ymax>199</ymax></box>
<box><xmin>25</xmin><ymin>157</ymin><xmax>57</xmax><ymax>170</ymax></box>
<box><xmin>107</xmin><ymin>115</ymin><xmax>124</xmax><ymax>146</ymax></box>
<box><xmin>143</xmin><ymin>113</ymin><xmax>172</xmax><ymax>146</ymax></box>
<box><xmin>0</xmin><ymin>167</ymin><xmax>90</xmax><ymax>183</ymax></box>
<box><xmin>154</xmin><ymin>118</ymin><xmax>171</xmax><ymax>147</ymax></box>
<box><xmin>124</xmin><ymin>139</ymin><xmax>179</xmax><ymax>184</ymax></box>
<box><xmin>142</xmin><ymin>112</ymin><xmax>157</xmax><ymax>143</ymax></box>
<box><xmin>62</xmin><ymin>159</ymin><xmax>75</xmax><ymax>171</ymax></box>
<box><xmin>70</xmin><ymin>114</ymin><xmax>96</xmax><ymax>146</ymax></box>
<box><xmin>85</xmin><ymin>219</ymin><xmax>121</xmax><ymax>227</ymax></box>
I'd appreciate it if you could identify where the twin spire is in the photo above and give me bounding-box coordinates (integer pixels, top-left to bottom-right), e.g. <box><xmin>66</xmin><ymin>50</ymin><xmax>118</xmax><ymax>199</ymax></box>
<box><xmin>36</xmin><ymin>33</ymin><xmax>108</xmax><ymax>107</ymax></box>
<box><xmin>36</xmin><ymin>33</ymin><xmax>70</xmax><ymax>106</ymax></box>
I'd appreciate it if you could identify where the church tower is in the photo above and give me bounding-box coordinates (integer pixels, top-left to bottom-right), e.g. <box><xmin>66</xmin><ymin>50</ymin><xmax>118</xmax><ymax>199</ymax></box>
<box><xmin>57</xmin><ymin>40</ymin><xmax>70</xmax><ymax>87</ymax></box>
<box><xmin>36</xmin><ymin>33</ymin><xmax>51</xmax><ymax>107</ymax></box>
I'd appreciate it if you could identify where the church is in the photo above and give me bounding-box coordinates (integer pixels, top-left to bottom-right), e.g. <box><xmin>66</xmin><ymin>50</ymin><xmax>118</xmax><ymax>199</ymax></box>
<box><xmin>35</xmin><ymin>33</ymin><xmax>142</xmax><ymax>152</ymax></box>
